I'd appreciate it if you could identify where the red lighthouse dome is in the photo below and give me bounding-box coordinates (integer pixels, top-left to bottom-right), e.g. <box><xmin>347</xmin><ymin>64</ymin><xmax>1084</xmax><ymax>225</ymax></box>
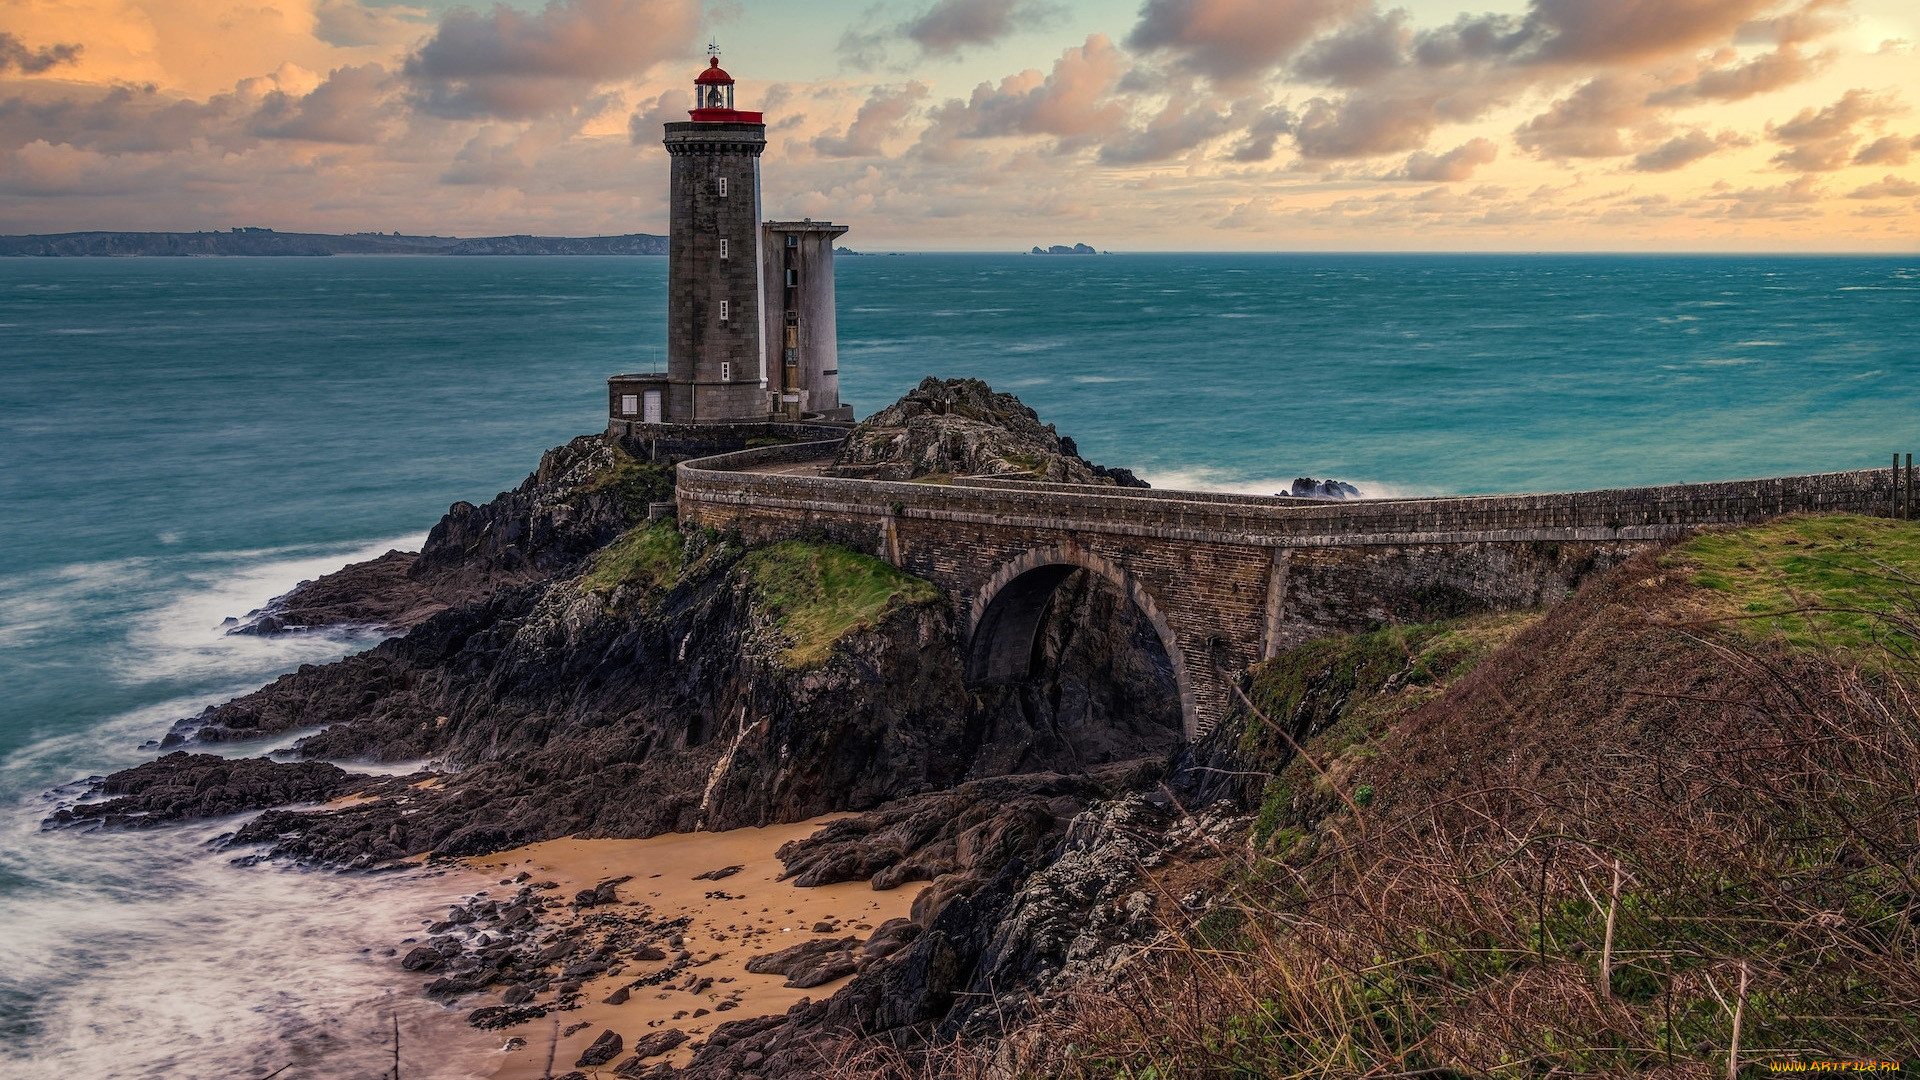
<box><xmin>690</xmin><ymin>55</ymin><xmax>761</xmax><ymax>123</ymax></box>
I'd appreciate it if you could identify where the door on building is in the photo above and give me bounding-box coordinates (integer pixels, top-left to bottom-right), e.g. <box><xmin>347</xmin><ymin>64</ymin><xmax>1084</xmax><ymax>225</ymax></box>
<box><xmin>642</xmin><ymin>390</ymin><xmax>662</xmax><ymax>424</ymax></box>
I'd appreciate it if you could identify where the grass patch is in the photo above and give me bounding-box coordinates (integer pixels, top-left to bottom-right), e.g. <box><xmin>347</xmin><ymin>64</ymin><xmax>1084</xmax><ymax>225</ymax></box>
<box><xmin>576</xmin><ymin>456</ymin><xmax>674</xmax><ymax>524</ymax></box>
<box><xmin>1666</xmin><ymin>513</ymin><xmax>1920</xmax><ymax>654</ymax></box>
<box><xmin>741</xmin><ymin>541</ymin><xmax>942</xmax><ymax>669</ymax></box>
<box><xmin>579</xmin><ymin>520</ymin><xmax>684</xmax><ymax>597</ymax></box>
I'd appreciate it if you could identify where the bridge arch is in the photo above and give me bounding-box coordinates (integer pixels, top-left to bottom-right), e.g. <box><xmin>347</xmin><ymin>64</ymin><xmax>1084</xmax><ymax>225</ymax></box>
<box><xmin>965</xmin><ymin>544</ymin><xmax>1198</xmax><ymax>739</ymax></box>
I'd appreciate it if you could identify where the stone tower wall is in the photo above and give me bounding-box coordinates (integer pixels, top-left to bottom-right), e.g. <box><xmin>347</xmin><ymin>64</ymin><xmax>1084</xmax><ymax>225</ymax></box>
<box><xmin>665</xmin><ymin>120</ymin><xmax>768</xmax><ymax>423</ymax></box>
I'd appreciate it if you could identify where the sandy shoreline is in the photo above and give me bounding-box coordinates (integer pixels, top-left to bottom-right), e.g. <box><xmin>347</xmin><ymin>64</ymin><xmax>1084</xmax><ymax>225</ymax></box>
<box><xmin>407</xmin><ymin>816</ymin><xmax>919</xmax><ymax>1078</ymax></box>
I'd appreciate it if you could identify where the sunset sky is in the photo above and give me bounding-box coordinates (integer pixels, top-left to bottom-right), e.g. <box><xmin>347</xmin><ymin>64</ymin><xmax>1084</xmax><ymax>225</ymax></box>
<box><xmin>1</xmin><ymin>0</ymin><xmax>1916</xmax><ymax>249</ymax></box>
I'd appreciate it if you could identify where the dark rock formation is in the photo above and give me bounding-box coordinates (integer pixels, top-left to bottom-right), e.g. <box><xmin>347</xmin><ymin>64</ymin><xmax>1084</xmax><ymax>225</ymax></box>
<box><xmin>827</xmin><ymin>377</ymin><xmax>1147</xmax><ymax>487</ymax></box>
<box><xmin>42</xmin><ymin>752</ymin><xmax>378</xmax><ymax>829</ymax></box>
<box><xmin>576</xmin><ymin>1029</ymin><xmax>624</xmax><ymax>1067</ymax></box>
<box><xmin>743</xmin><ymin>937</ymin><xmax>862</xmax><ymax>988</ymax></box>
<box><xmin>1287</xmin><ymin>476</ymin><xmax>1362</xmax><ymax>500</ymax></box>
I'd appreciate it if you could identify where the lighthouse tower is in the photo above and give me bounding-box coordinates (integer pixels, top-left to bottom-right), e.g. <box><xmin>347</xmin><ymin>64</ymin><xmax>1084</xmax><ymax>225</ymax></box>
<box><xmin>607</xmin><ymin>52</ymin><xmax>852</xmax><ymax>435</ymax></box>
<box><xmin>662</xmin><ymin>54</ymin><xmax>768</xmax><ymax>423</ymax></box>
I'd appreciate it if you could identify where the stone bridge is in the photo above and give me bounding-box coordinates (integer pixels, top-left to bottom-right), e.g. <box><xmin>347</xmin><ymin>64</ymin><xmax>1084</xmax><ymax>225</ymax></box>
<box><xmin>677</xmin><ymin>441</ymin><xmax>1899</xmax><ymax>736</ymax></box>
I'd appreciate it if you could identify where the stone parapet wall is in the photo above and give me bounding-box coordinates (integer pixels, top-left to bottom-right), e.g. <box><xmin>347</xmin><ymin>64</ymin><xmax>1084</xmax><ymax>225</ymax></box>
<box><xmin>682</xmin><ymin>448</ymin><xmax>1896</xmax><ymax>548</ymax></box>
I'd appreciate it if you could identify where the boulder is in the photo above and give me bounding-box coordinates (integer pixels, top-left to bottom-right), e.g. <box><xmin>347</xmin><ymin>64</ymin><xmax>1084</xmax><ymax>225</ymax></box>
<box><xmin>575</xmin><ymin>1028</ymin><xmax>624</xmax><ymax>1067</ymax></box>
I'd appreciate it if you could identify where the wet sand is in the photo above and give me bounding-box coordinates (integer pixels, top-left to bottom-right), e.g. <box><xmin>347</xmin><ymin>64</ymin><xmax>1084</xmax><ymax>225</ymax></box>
<box><xmin>425</xmin><ymin>817</ymin><xmax>918</xmax><ymax>1077</ymax></box>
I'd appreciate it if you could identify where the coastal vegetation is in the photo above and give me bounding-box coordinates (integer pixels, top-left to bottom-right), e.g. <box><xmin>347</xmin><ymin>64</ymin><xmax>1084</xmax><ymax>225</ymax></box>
<box><xmin>741</xmin><ymin>540</ymin><xmax>942</xmax><ymax>669</ymax></box>
<box><xmin>964</xmin><ymin>519</ymin><xmax>1920</xmax><ymax>1079</ymax></box>
<box><xmin>579</xmin><ymin>519</ymin><xmax>685</xmax><ymax>597</ymax></box>
<box><xmin>1669</xmin><ymin>514</ymin><xmax>1920</xmax><ymax>656</ymax></box>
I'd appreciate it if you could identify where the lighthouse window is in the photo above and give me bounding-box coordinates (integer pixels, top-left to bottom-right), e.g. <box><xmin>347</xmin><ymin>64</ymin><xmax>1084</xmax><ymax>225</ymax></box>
<box><xmin>719</xmin><ymin>239</ymin><xmax>729</xmax><ymax>260</ymax></box>
<box><xmin>720</xmin><ymin>362</ymin><xmax>731</xmax><ymax>381</ymax></box>
<box><xmin>786</xmin><ymin>235</ymin><xmax>797</xmax><ymax>248</ymax></box>
<box><xmin>718</xmin><ymin>177</ymin><xmax>727</xmax><ymax>197</ymax></box>
<box><xmin>620</xmin><ymin>394</ymin><xmax>638</xmax><ymax>416</ymax></box>
<box><xmin>719</xmin><ymin>300</ymin><xmax>729</xmax><ymax>322</ymax></box>
<box><xmin>785</xmin><ymin>268</ymin><xmax>797</xmax><ymax>287</ymax></box>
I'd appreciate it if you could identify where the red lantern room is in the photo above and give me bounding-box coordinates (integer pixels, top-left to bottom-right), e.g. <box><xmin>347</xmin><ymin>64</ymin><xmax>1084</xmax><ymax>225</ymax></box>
<box><xmin>689</xmin><ymin>55</ymin><xmax>762</xmax><ymax>123</ymax></box>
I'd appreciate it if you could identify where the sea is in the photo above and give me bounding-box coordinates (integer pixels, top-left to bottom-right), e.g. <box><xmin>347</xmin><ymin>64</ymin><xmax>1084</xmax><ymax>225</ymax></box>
<box><xmin>1</xmin><ymin>253</ymin><xmax>1916</xmax><ymax>1077</ymax></box>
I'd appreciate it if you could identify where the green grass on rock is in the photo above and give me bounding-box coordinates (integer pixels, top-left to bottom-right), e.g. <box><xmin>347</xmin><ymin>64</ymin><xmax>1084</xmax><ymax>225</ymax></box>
<box><xmin>741</xmin><ymin>541</ymin><xmax>942</xmax><ymax>669</ymax></box>
<box><xmin>580</xmin><ymin>520</ymin><xmax>685</xmax><ymax>597</ymax></box>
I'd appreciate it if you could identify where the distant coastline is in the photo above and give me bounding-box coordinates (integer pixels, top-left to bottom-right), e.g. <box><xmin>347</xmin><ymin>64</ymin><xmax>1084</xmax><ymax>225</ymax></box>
<box><xmin>0</xmin><ymin>229</ymin><xmax>668</xmax><ymax>257</ymax></box>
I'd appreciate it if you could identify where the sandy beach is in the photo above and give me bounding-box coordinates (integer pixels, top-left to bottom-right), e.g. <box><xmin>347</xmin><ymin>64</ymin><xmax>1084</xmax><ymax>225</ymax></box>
<box><xmin>414</xmin><ymin>816</ymin><xmax>919</xmax><ymax>1078</ymax></box>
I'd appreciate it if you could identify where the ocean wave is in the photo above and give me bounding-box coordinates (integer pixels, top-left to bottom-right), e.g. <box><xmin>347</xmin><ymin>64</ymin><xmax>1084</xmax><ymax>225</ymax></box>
<box><xmin>0</xmin><ymin>804</ymin><xmax>491</xmax><ymax>1080</ymax></box>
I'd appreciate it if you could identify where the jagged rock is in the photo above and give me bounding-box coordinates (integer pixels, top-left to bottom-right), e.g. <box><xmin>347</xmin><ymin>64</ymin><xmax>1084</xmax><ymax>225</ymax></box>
<box><xmin>576</xmin><ymin>1029</ymin><xmax>624</xmax><ymax>1067</ymax></box>
<box><xmin>744</xmin><ymin>938</ymin><xmax>862</xmax><ymax>988</ymax></box>
<box><xmin>42</xmin><ymin>753</ymin><xmax>372</xmax><ymax>829</ymax></box>
<box><xmin>827</xmin><ymin>377</ymin><xmax>1147</xmax><ymax>487</ymax></box>
<box><xmin>1287</xmin><ymin>476</ymin><xmax>1362</xmax><ymax>500</ymax></box>
<box><xmin>861</xmin><ymin>918</ymin><xmax>921</xmax><ymax>960</ymax></box>
<box><xmin>400</xmin><ymin>947</ymin><xmax>441</xmax><ymax>972</ymax></box>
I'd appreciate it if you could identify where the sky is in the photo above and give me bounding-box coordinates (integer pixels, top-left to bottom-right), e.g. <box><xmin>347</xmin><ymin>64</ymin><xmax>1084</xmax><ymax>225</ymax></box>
<box><xmin>0</xmin><ymin>0</ymin><xmax>1916</xmax><ymax>249</ymax></box>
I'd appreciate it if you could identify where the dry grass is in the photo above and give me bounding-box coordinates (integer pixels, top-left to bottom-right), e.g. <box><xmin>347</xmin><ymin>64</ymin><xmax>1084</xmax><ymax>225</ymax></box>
<box><xmin>816</xmin><ymin>521</ymin><xmax>1920</xmax><ymax>1079</ymax></box>
<box><xmin>1021</xmin><ymin>546</ymin><xmax>1920</xmax><ymax>1078</ymax></box>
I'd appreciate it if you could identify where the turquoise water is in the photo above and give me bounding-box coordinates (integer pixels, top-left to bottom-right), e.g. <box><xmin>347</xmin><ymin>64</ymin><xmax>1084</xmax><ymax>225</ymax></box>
<box><xmin>0</xmin><ymin>253</ymin><xmax>1916</xmax><ymax>1076</ymax></box>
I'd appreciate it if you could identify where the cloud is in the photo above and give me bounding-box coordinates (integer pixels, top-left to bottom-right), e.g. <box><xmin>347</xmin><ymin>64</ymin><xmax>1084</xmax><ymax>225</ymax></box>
<box><xmin>1097</xmin><ymin>96</ymin><xmax>1236</xmax><ymax>164</ymax></box>
<box><xmin>626</xmin><ymin>89</ymin><xmax>689</xmax><ymax>145</ymax></box>
<box><xmin>1853</xmin><ymin>133</ymin><xmax>1918</xmax><ymax>166</ymax></box>
<box><xmin>812</xmin><ymin>82</ymin><xmax>928</xmax><ymax>156</ymax></box>
<box><xmin>0</xmin><ymin>32</ymin><xmax>82</xmax><ymax>74</ymax></box>
<box><xmin>403</xmin><ymin>0</ymin><xmax>701</xmax><ymax>119</ymax></box>
<box><xmin>1766</xmin><ymin>88</ymin><xmax>1904</xmax><ymax>171</ymax></box>
<box><xmin>1391</xmin><ymin>136</ymin><xmax>1496</xmax><ymax>180</ymax></box>
<box><xmin>249</xmin><ymin>64</ymin><xmax>395</xmax><ymax>143</ymax></box>
<box><xmin>0</xmin><ymin>85</ymin><xmax>243</xmax><ymax>154</ymax></box>
<box><xmin>1127</xmin><ymin>0</ymin><xmax>1368</xmax><ymax>84</ymax></box>
<box><xmin>1291</xmin><ymin>9</ymin><xmax>1410</xmax><ymax>87</ymax></box>
<box><xmin>1736</xmin><ymin>0</ymin><xmax>1851</xmax><ymax>46</ymax></box>
<box><xmin>918</xmin><ymin>34</ymin><xmax>1125</xmax><ymax>156</ymax></box>
<box><xmin>1631</xmin><ymin>128</ymin><xmax>1746</xmax><ymax>171</ymax></box>
<box><xmin>1514</xmin><ymin>74</ymin><xmax>1647</xmax><ymax>159</ymax></box>
<box><xmin>1649</xmin><ymin>45</ymin><xmax>1822</xmax><ymax>105</ymax></box>
<box><xmin>1845</xmin><ymin>174</ymin><xmax>1919</xmax><ymax>198</ymax></box>
<box><xmin>1705</xmin><ymin>173</ymin><xmax>1823</xmax><ymax>217</ymax></box>
<box><xmin>1228</xmin><ymin>103</ymin><xmax>1294</xmax><ymax>162</ymax></box>
<box><xmin>1507</xmin><ymin>0</ymin><xmax>1796</xmax><ymax>66</ymax></box>
<box><xmin>904</xmin><ymin>0</ymin><xmax>1059</xmax><ymax>55</ymax></box>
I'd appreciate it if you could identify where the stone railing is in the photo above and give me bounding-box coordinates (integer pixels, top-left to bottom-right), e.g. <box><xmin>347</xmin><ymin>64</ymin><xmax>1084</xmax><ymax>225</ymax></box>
<box><xmin>678</xmin><ymin>443</ymin><xmax>1899</xmax><ymax>547</ymax></box>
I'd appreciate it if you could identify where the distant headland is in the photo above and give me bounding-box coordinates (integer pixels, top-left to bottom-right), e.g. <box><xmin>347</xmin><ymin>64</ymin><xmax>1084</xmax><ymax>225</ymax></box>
<box><xmin>0</xmin><ymin>228</ymin><xmax>668</xmax><ymax>257</ymax></box>
<box><xmin>1030</xmin><ymin>242</ymin><xmax>1105</xmax><ymax>254</ymax></box>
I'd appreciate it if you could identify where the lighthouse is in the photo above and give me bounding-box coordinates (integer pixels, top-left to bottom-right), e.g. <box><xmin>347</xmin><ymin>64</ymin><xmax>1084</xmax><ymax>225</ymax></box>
<box><xmin>609</xmin><ymin>52</ymin><xmax>850</xmax><ymax>431</ymax></box>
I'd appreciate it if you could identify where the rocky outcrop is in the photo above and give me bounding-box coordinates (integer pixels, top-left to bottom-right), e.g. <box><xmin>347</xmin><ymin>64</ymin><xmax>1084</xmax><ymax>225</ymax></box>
<box><xmin>1288</xmin><ymin>476</ymin><xmax>1362</xmax><ymax>499</ymax></box>
<box><xmin>827</xmin><ymin>377</ymin><xmax>1146</xmax><ymax>487</ymax></box>
<box><xmin>43</xmin><ymin>752</ymin><xmax>383</xmax><ymax>828</ymax></box>
<box><xmin>646</xmin><ymin>769</ymin><xmax>1248</xmax><ymax>1079</ymax></box>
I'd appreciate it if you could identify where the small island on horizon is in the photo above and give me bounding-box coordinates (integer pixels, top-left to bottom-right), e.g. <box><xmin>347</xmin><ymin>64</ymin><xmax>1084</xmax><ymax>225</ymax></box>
<box><xmin>1030</xmin><ymin>242</ymin><xmax>1105</xmax><ymax>255</ymax></box>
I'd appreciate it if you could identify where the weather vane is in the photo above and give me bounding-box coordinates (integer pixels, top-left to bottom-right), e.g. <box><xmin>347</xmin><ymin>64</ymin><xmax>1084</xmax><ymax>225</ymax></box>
<box><xmin>707</xmin><ymin>39</ymin><xmax>721</xmax><ymax>60</ymax></box>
